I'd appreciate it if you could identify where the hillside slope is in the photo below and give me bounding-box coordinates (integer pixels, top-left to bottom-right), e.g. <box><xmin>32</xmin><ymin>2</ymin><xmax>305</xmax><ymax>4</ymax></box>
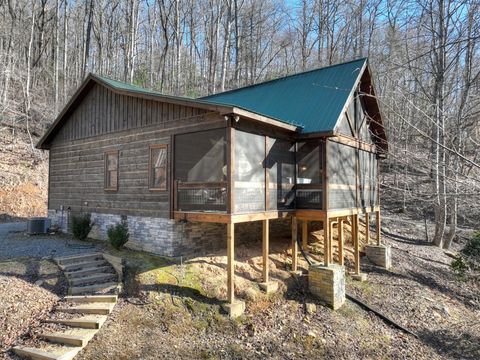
<box><xmin>0</xmin><ymin>132</ymin><xmax>47</xmax><ymax>222</ymax></box>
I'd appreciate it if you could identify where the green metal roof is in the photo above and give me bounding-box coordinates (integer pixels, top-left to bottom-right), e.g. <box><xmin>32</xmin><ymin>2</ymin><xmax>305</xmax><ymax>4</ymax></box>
<box><xmin>200</xmin><ymin>58</ymin><xmax>368</xmax><ymax>133</ymax></box>
<box><xmin>93</xmin><ymin>74</ymin><xmax>200</xmax><ymax>103</ymax></box>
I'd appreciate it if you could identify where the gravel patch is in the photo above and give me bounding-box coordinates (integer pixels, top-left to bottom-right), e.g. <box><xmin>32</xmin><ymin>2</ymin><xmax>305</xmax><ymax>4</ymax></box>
<box><xmin>0</xmin><ymin>222</ymin><xmax>102</xmax><ymax>260</ymax></box>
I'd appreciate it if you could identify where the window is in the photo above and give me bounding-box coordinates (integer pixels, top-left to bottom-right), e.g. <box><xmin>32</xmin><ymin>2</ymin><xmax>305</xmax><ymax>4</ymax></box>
<box><xmin>149</xmin><ymin>144</ymin><xmax>168</xmax><ymax>190</ymax></box>
<box><xmin>104</xmin><ymin>150</ymin><xmax>119</xmax><ymax>191</ymax></box>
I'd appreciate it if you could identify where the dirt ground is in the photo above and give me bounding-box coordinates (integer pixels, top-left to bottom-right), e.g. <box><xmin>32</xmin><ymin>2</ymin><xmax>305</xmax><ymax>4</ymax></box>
<box><xmin>0</xmin><ymin>258</ymin><xmax>66</xmax><ymax>354</ymax></box>
<box><xmin>1</xmin><ymin>213</ymin><xmax>479</xmax><ymax>359</ymax></box>
<box><xmin>74</xmin><ymin>215</ymin><xmax>479</xmax><ymax>360</ymax></box>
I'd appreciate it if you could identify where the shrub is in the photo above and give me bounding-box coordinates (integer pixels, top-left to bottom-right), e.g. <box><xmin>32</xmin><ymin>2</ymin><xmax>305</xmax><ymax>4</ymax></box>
<box><xmin>107</xmin><ymin>220</ymin><xmax>130</xmax><ymax>250</ymax></box>
<box><xmin>462</xmin><ymin>232</ymin><xmax>480</xmax><ymax>260</ymax></box>
<box><xmin>71</xmin><ymin>213</ymin><xmax>93</xmax><ymax>241</ymax></box>
<box><xmin>451</xmin><ymin>257</ymin><xmax>468</xmax><ymax>276</ymax></box>
<box><xmin>451</xmin><ymin>232</ymin><xmax>480</xmax><ymax>277</ymax></box>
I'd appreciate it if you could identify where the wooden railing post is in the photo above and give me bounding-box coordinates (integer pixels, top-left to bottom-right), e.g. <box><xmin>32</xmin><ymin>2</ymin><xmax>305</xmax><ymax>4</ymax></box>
<box><xmin>227</xmin><ymin>126</ymin><xmax>235</xmax><ymax>214</ymax></box>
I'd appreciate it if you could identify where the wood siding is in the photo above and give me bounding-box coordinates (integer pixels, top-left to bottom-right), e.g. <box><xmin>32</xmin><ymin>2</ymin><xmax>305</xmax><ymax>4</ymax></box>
<box><xmin>49</xmin><ymin>84</ymin><xmax>226</xmax><ymax>218</ymax></box>
<box><xmin>54</xmin><ymin>83</ymin><xmax>208</xmax><ymax>143</ymax></box>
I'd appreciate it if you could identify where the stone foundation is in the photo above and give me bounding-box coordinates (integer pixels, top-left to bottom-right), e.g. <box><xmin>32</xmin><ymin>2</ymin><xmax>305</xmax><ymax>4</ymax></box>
<box><xmin>47</xmin><ymin>209</ymin><xmax>291</xmax><ymax>259</ymax></box>
<box><xmin>308</xmin><ymin>264</ymin><xmax>345</xmax><ymax>310</ymax></box>
<box><xmin>365</xmin><ymin>244</ymin><xmax>391</xmax><ymax>269</ymax></box>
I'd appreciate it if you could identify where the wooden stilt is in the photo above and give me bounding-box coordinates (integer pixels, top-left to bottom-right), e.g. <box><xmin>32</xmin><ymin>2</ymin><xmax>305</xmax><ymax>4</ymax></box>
<box><xmin>338</xmin><ymin>217</ymin><xmax>344</xmax><ymax>266</ymax></box>
<box><xmin>302</xmin><ymin>220</ymin><xmax>308</xmax><ymax>250</ymax></box>
<box><xmin>262</xmin><ymin>219</ymin><xmax>269</xmax><ymax>283</ymax></box>
<box><xmin>329</xmin><ymin>219</ymin><xmax>334</xmax><ymax>263</ymax></box>
<box><xmin>376</xmin><ymin>210</ymin><xmax>381</xmax><ymax>245</ymax></box>
<box><xmin>324</xmin><ymin>217</ymin><xmax>330</xmax><ymax>267</ymax></box>
<box><xmin>365</xmin><ymin>212</ymin><xmax>370</xmax><ymax>245</ymax></box>
<box><xmin>227</xmin><ymin>222</ymin><xmax>235</xmax><ymax>303</ymax></box>
<box><xmin>291</xmin><ymin>216</ymin><xmax>298</xmax><ymax>272</ymax></box>
<box><xmin>353</xmin><ymin>214</ymin><xmax>360</xmax><ymax>275</ymax></box>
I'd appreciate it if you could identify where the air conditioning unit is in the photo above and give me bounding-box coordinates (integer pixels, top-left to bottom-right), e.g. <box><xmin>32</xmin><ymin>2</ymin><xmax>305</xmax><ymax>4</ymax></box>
<box><xmin>27</xmin><ymin>217</ymin><xmax>51</xmax><ymax>234</ymax></box>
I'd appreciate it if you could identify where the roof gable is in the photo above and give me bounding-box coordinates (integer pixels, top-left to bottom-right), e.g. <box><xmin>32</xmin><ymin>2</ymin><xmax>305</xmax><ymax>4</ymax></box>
<box><xmin>200</xmin><ymin>58</ymin><xmax>368</xmax><ymax>134</ymax></box>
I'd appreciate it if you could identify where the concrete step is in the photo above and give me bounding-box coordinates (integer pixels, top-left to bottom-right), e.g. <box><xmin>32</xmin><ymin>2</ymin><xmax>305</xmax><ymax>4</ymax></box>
<box><xmin>65</xmin><ymin>266</ymin><xmax>113</xmax><ymax>279</ymax></box>
<box><xmin>55</xmin><ymin>253</ymin><xmax>103</xmax><ymax>265</ymax></box>
<box><xmin>44</xmin><ymin>315</ymin><xmax>107</xmax><ymax>330</ymax></box>
<box><xmin>57</xmin><ymin>302</ymin><xmax>115</xmax><ymax>315</ymax></box>
<box><xmin>64</xmin><ymin>295</ymin><xmax>118</xmax><ymax>304</ymax></box>
<box><xmin>68</xmin><ymin>273</ymin><xmax>117</xmax><ymax>287</ymax></box>
<box><xmin>69</xmin><ymin>282</ymin><xmax>119</xmax><ymax>295</ymax></box>
<box><xmin>12</xmin><ymin>344</ymin><xmax>82</xmax><ymax>360</ymax></box>
<box><xmin>60</xmin><ymin>260</ymin><xmax>108</xmax><ymax>272</ymax></box>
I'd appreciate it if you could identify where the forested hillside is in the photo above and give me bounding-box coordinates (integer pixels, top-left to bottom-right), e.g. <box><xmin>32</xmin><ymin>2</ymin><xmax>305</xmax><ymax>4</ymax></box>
<box><xmin>0</xmin><ymin>0</ymin><xmax>479</xmax><ymax>249</ymax></box>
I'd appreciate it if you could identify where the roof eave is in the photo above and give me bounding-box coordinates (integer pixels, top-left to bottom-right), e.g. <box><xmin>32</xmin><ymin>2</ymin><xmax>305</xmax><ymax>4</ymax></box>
<box><xmin>228</xmin><ymin>107</ymin><xmax>299</xmax><ymax>132</ymax></box>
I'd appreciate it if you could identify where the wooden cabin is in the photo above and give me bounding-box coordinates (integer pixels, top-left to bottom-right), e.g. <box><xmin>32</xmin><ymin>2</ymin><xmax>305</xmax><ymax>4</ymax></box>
<box><xmin>37</xmin><ymin>58</ymin><xmax>388</xmax><ymax>309</ymax></box>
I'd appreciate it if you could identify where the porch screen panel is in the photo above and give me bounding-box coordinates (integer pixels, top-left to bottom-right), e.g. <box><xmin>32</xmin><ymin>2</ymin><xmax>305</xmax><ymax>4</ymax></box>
<box><xmin>358</xmin><ymin>149</ymin><xmax>379</xmax><ymax>208</ymax></box>
<box><xmin>370</xmin><ymin>152</ymin><xmax>378</xmax><ymax>206</ymax></box>
<box><xmin>296</xmin><ymin>141</ymin><xmax>323</xmax><ymax>209</ymax></box>
<box><xmin>267</xmin><ymin>138</ymin><xmax>295</xmax><ymax>210</ymax></box>
<box><xmin>234</xmin><ymin>130</ymin><xmax>265</xmax><ymax>213</ymax></box>
<box><xmin>174</xmin><ymin>128</ymin><xmax>227</xmax><ymax>211</ymax></box>
<box><xmin>327</xmin><ymin>141</ymin><xmax>356</xmax><ymax>209</ymax></box>
<box><xmin>358</xmin><ymin>150</ymin><xmax>370</xmax><ymax>207</ymax></box>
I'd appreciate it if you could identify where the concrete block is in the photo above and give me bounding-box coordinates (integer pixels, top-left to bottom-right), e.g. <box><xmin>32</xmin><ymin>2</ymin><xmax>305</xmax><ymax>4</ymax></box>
<box><xmin>351</xmin><ymin>273</ymin><xmax>368</xmax><ymax>282</ymax></box>
<box><xmin>259</xmin><ymin>281</ymin><xmax>279</xmax><ymax>294</ymax></box>
<box><xmin>365</xmin><ymin>244</ymin><xmax>392</xmax><ymax>269</ymax></box>
<box><xmin>289</xmin><ymin>270</ymin><xmax>304</xmax><ymax>277</ymax></box>
<box><xmin>222</xmin><ymin>300</ymin><xmax>245</xmax><ymax>318</ymax></box>
<box><xmin>308</xmin><ymin>264</ymin><xmax>345</xmax><ymax>310</ymax></box>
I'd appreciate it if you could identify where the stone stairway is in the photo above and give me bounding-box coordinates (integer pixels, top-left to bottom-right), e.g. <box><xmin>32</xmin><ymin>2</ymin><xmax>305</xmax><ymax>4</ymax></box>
<box><xmin>12</xmin><ymin>253</ymin><xmax>122</xmax><ymax>360</ymax></box>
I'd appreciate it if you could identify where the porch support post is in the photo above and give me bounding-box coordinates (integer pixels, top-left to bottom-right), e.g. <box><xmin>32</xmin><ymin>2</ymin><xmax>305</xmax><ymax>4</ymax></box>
<box><xmin>324</xmin><ymin>216</ymin><xmax>330</xmax><ymax>267</ymax></box>
<box><xmin>227</xmin><ymin>222</ymin><xmax>235</xmax><ymax>303</ymax></box>
<box><xmin>222</xmin><ymin>221</ymin><xmax>245</xmax><ymax>317</ymax></box>
<box><xmin>376</xmin><ymin>210</ymin><xmax>381</xmax><ymax>245</ymax></box>
<box><xmin>329</xmin><ymin>219</ymin><xmax>334</xmax><ymax>263</ymax></box>
<box><xmin>262</xmin><ymin>219</ymin><xmax>269</xmax><ymax>283</ymax></box>
<box><xmin>365</xmin><ymin>212</ymin><xmax>370</xmax><ymax>245</ymax></box>
<box><xmin>291</xmin><ymin>216</ymin><xmax>298</xmax><ymax>272</ymax></box>
<box><xmin>259</xmin><ymin>219</ymin><xmax>278</xmax><ymax>293</ymax></box>
<box><xmin>353</xmin><ymin>214</ymin><xmax>360</xmax><ymax>275</ymax></box>
<box><xmin>338</xmin><ymin>217</ymin><xmax>344</xmax><ymax>266</ymax></box>
<box><xmin>302</xmin><ymin>220</ymin><xmax>308</xmax><ymax>249</ymax></box>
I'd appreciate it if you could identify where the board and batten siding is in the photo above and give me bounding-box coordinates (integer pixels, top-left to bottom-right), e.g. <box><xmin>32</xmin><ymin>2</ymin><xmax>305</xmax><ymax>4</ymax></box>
<box><xmin>48</xmin><ymin>83</ymin><xmax>226</xmax><ymax>218</ymax></box>
<box><xmin>54</xmin><ymin>83</ymin><xmax>209</xmax><ymax>142</ymax></box>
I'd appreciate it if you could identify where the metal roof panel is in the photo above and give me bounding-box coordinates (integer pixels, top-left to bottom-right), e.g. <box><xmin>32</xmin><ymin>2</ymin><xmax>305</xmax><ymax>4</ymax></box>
<box><xmin>200</xmin><ymin>58</ymin><xmax>367</xmax><ymax>133</ymax></box>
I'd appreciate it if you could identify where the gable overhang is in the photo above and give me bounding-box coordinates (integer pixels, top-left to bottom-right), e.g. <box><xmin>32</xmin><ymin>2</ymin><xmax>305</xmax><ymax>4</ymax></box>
<box><xmin>330</xmin><ymin>61</ymin><xmax>388</xmax><ymax>155</ymax></box>
<box><xmin>36</xmin><ymin>74</ymin><xmax>299</xmax><ymax>150</ymax></box>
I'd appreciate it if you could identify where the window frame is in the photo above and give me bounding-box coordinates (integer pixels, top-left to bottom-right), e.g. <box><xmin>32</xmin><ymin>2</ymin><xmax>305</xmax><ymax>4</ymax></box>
<box><xmin>104</xmin><ymin>149</ymin><xmax>119</xmax><ymax>192</ymax></box>
<box><xmin>148</xmin><ymin>144</ymin><xmax>168</xmax><ymax>191</ymax></box>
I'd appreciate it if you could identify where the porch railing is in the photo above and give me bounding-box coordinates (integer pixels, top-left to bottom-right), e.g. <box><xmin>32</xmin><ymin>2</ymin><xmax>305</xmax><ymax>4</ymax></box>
<box><xmin>174</xmin><ymin>181</ymin><xmax>227</xmax><ymax>212</ymax></box>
